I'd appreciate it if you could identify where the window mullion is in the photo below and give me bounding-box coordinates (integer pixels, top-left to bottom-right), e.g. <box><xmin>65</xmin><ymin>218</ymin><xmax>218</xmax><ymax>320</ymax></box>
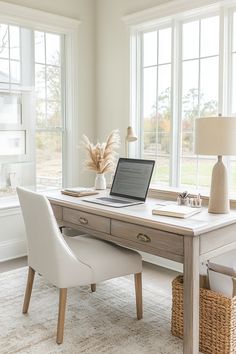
<box><xmin>155</xmin><ymin>29</ymin><xmax>159</xmax><ymax>165</ymax></box>
<box><xmin>129</xmin><ymin>30</ymin><xmax>140</xmax><ymax>158</ymax></box>
<box><xmin>196</xmin><ymin>19</ymin><xmax>201</xmax><ymax>189</ymax></box>
<box><xmin>8</xmin><ymin>25</ymin><xmax>11</xmax><ymax>88</ymax></box>
<box><xmin>171</xmin><ymin>19</ymin><xmax>181</xmax><ymax>187</ymax></box>
<box><xmin>225</xmin><ymin>8</ymin><xmax>234</xmax><ymax>191</ymax></box>
<box><xmin>21</xmin><ymin>28</ymin><xmax>34</xmax><ymax>87</ymax></box>
<box><xmin>44</xmin><ymin>32</ymin><xmax>47</xmax><ymax>126</ymax></box>
<box><xmin>219</xmin><ymin>7</ymin><xmax>227</xmax><ymax>115</ymax></box>
<box><xmin>60</xmin><ymin>34</ymin><xmax>66</xmax><ymax>187</ymax></box>
<box><xmin>138</xmin><ymin>32</ymin><xmax>144</xmax><ymax>159</ymax></box>
<box><xmin>226</xmin><ymin>8</ymin><xmax>233</xmax><ymax>115</ymax></box>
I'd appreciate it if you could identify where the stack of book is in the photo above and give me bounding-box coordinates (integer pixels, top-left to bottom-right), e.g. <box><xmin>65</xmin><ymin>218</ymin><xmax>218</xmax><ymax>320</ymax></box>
<box><xmin>152</xmin><ymin>204</ymin><xmax>201</xmax><ymax>218</ymax></box>
<box><xmin>61</xmin><ymin>187</ymin><xmax>99</xmax><ymax>197</ymax></box>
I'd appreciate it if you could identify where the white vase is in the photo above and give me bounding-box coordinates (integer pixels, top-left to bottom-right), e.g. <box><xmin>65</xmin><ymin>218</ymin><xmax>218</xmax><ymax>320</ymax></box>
<box><xmin>94</xmin><ymin>173</ymin><xmax>106</xmax><ymax>190</ymax></box>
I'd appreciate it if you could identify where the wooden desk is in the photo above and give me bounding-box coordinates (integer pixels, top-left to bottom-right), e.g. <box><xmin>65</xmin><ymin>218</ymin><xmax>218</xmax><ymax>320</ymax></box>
<box><xmin>47</xmin><ymin>191</ymin><xmax>236</xmax><ymax>354</ymax></box>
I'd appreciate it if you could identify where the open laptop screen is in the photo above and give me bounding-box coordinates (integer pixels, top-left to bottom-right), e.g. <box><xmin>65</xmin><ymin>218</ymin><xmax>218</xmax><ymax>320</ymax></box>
<box><xmin>110</xmin><ymin>158</ymin><xmax>155</xmax><ymax>201</ymax></box>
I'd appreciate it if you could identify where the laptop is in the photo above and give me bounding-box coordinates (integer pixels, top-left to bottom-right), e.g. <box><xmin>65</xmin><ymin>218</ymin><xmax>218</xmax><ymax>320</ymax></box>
<box><xmin>83</xmin><ymin>158</ymin><xmax>155</xmax><ymax>208</ymax></box>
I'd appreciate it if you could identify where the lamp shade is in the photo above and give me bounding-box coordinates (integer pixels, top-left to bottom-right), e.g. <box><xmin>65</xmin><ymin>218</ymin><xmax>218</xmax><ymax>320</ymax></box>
<box><xmin>126</xmin><ymin>126</ymin><xmax>137</xmax><ymax>142</ymax></box>
<box><xmin>195</xmin><ymin>117</ymin><xmax>236</xmax><ymax>156</ymax></box>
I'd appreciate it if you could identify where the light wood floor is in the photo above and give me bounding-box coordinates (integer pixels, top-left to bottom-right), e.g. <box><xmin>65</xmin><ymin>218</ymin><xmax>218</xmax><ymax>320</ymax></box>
<box><xmin>0</xmin><ymin>257</ymin><xmax>179</xmax><ymax>293</ymax></box>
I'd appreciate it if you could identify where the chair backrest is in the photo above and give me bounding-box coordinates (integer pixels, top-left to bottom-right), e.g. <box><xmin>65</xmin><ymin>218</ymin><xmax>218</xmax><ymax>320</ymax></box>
<box><xmin>17</xmin><ymin>187</ymin><xmax>91</xmax><ymax>287</ymax></box>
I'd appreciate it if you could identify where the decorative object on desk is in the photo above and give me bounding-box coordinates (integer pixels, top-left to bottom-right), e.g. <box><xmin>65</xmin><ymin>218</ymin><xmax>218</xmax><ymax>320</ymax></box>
<box><xmin>195</xmin><ymin>116</ymin><xmax>236</xmax><ymax>214</ymax></box>
<box><xmin>94</xmin><ymin>173</ymin><xmax>106</xmax><ymax>190</ymax></box>
<box><xmin>177</xmin><ymin>191</ymin><xmax>190</xmax><ymax>205</ymax></box>
<box><xmin>82</xmin><ymin>130</ymin><xmax>120</xmax><ymax>190</ymax></box>
<box><xmin>125</xmin><ymin>126</ymin><xmax>137</xmax><ymax>157</ymax></box>
<box><xmin>189</xmin><ymin>193</ymin><xmax>202</xmax><ymax>208</ymax></box>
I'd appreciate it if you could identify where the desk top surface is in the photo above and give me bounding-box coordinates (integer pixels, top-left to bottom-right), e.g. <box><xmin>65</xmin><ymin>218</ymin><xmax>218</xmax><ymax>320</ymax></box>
<box><xmin>47</xmin><ymin>190</ymin><xmax>236</xmax><ymax>236</ymax></box>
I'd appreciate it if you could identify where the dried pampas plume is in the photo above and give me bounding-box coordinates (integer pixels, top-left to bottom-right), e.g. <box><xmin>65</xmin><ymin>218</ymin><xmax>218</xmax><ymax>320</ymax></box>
<box><xmin>82</xmin><ymin>130</ymin><xmax>120</xmax><ymax>174</ymax></box>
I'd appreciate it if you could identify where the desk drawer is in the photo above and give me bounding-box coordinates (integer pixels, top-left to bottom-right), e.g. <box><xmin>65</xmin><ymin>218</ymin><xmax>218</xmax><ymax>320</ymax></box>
<box><xmin>51</xmin><ymin>204</ymin><xmax>63</xmax><ymax>220</ymax></box>
<box><xmin>63</xmin><ymin>207</ymin><xmax>110</xmax><ymax>234</ymax></box>
<box><xmin>111</xmin><ymin>220</ymin><xmax>183</xmax><ymax>256</ymax></box>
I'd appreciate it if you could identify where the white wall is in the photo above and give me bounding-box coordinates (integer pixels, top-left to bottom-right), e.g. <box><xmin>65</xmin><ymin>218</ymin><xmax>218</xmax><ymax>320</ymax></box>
<box><xmin>95</xmin><ymin>0</ymin><xmax>171</xmax><ymax>154</ymax></box>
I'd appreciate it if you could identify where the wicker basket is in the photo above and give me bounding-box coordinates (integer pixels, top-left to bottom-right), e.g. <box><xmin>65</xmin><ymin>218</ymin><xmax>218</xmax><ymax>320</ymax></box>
<box><xmin>171</xmin><ymin>275</ymin><xmax>236</xmax><ymax>354</ymax></box>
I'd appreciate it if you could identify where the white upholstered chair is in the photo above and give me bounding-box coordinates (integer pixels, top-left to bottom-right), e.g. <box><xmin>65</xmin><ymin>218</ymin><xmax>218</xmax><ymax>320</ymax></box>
<box><xmin>17</xmin><ymin>187</ymin><xmax>142</xmax><ymax>344</ymax></box>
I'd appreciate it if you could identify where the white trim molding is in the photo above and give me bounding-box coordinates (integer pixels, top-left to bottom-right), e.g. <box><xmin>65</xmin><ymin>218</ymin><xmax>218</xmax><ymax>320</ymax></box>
<box><xmin>0</xmin><ymin>1</ymin><xmax>80</xmax><ymax>33</ymax></box>
<box><xmin>122</xmin><ymin>0</ymin><xmax>236</xmax><ymax>29</ymax></box>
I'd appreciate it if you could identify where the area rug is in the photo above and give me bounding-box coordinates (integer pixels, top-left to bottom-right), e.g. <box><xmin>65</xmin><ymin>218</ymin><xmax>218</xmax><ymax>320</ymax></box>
<box><xmin>0</xmin><ymin>267</ymin><xmax>184</xmax><ymax>354</ymax></box>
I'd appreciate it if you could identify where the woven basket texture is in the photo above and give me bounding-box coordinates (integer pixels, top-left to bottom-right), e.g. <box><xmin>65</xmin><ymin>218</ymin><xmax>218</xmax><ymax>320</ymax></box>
<box><xmin>171</xmin><ymin>275</ymin><xmax>236</xmax><ymax>354</ymax></box>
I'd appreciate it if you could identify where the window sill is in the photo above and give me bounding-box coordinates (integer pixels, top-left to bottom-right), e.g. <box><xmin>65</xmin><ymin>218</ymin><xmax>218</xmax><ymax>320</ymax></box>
<box><xmin>148</xmin><ymin>184</ymin><xmax>208</xmax><ymax>200</ymax></box>
<box><xmin>0</xmin><ymin>186</ymin><xmax>58</xmax><ymax>212</ymax></box>
<box><xmin>148</xmin><ymin>184</ymin><xmax>236</xmax><ymax>209</ymax></box>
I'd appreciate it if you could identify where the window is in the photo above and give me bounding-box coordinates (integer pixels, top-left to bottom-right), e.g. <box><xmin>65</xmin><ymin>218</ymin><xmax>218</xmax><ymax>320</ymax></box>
<box><xmin>0</xmin><ymin>22</ymin><xmax>66</xmax><ymax>198</ymax></box>
<box><xmin>133</xmin><ymin>2</ymin><xmax>236</xmax><ymax>195</ymax></box>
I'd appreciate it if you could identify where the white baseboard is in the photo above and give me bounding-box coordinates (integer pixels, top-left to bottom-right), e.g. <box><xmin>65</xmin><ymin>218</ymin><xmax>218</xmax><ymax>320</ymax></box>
<box><xmin>0</xmin><ymin>239</ymin><xmax>27</xmax><ymax>262</ymax></box>
<box><xmin>141</xmin><ymin>252</ymin><xmax>183</xmax><ymax>273</ymax></box>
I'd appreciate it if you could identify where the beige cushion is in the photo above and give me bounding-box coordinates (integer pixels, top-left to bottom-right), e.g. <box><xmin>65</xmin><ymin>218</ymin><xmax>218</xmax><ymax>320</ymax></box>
<box><xmin>64</xmin><ymin>235</ymin><xmax>142</xmax><ymax>283</ymax></box>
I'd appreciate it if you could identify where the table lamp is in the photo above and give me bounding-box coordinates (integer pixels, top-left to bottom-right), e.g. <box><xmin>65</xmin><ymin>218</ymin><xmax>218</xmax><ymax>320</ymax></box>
<box><xmin>125</xmin><ymin>126</ymin><xmax>137</xmax><ymax>157</ymax></box>
<box><xmin>195</xmin><ymin>117</ymin><xmax>236</xmax><ymax>213</ymax></box>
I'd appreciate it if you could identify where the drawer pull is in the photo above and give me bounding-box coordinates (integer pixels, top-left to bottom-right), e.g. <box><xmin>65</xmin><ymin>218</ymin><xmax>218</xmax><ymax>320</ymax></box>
<box><xmin>136</xmin><ymin>233</ymin><xmax>151</xmax><ymax>243</ymax></box>
<box><xmin>79</xmin><ymin>217</ymin><xmax>88</xmax><ymax>225</ymax></box>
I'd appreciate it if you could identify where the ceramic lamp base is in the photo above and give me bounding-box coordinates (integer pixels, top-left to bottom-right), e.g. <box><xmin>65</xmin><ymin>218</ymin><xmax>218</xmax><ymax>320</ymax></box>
<box><xmin>208</xmin><ymin>156</ymin><xmax>230</xmax><ymax>214</ymax></box>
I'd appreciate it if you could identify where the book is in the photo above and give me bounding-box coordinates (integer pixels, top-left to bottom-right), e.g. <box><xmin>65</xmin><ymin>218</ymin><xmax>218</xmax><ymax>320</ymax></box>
<box><xmin>65</xmin><ymin>187</ymin><xmax>94</xmax><ymax>193</ymax></box>
<box><xmin>152</xmin><ymin>204</ymin><xmax>201</xmax><ymax>218</ymax></box>
<box><xmin>61</xmin><ymin>187</ymin><xmax>99</xmax><ymax>197</ymax></box>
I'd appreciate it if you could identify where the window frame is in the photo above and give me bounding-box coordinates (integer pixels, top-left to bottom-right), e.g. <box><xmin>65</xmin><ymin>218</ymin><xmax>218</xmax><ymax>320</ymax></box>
<box><xmin>127</xmin><ymin>0</ymin><xmax>236</xmax><ymax>195</ymax></box>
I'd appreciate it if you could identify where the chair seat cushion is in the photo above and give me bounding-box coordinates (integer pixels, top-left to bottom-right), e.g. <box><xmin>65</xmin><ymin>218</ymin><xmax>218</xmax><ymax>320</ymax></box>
<box><xmin>64</xmin><ymin>235</ymin><xmax>142</xmax><ymax>283</ymax></box>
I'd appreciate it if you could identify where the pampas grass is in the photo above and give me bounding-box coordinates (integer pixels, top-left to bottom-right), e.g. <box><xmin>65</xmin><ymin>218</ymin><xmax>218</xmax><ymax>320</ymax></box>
<box><xmin>82</xmin><ymin>130</ymin><xmax>120</xmax><ymax>174</ymax></box>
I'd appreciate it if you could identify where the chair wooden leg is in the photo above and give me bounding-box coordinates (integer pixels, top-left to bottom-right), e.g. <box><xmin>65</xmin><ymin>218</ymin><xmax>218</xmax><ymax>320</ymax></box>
<box><xmin>91</xmin><ymin>284</ymin><xmax>96</xmax><ymax>292</ymax></box>
<box><xmin>134</xmin><ymin>272</ymin><xmax>143</xmax><ymax>320</ymax></box>
<box><xmin>57</xmin><ymin>288</ymin><xmax>67</xmax><ymax>344</ymax></box>
<box><xmin>22</xmin><ymin>266</ymin><xmax>35</xmax><ymax>314</ymax></box>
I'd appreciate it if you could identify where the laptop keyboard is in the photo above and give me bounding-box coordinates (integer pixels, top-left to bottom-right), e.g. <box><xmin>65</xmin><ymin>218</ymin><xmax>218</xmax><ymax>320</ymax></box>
<box><xmin>97</xmin><ymin>197</ymin><xmax>132</xmax><ymax>204</ymax></box>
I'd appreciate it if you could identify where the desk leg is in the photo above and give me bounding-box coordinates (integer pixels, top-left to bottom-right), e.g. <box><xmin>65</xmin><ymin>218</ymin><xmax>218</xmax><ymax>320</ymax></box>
<box><xmin>183</xmin><ymin>236</ymin><xmax>199</xmax><ymax>354</ymax></box>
